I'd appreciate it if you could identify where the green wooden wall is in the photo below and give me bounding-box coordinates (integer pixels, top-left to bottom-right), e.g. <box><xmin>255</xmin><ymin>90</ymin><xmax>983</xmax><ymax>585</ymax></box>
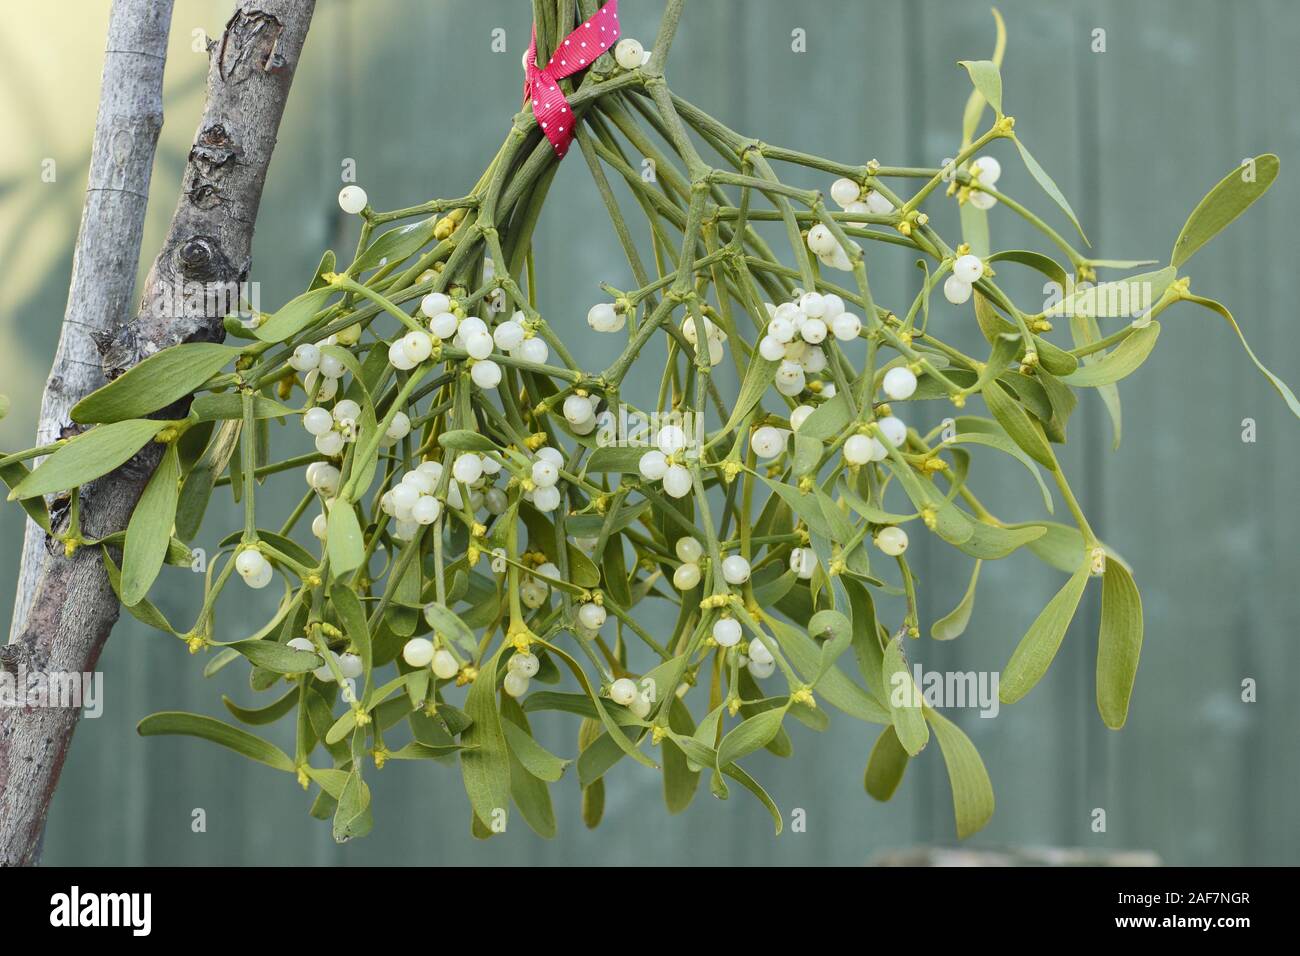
<box><xmin>1</xmin><ymin>0</ymin><xmax>1296</xmax><ymax>865</ymax></box>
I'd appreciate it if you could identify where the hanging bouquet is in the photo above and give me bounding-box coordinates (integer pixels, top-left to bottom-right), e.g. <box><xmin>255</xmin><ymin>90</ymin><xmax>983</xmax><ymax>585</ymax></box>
<box><xmin>2</xmin><ymin>2</ymin><xmax>1290</xmax><ymax>842</ymax></box>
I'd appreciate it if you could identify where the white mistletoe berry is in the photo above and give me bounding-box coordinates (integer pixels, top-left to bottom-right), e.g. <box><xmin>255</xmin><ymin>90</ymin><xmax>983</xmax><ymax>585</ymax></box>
<box><xmin>306</xmin><ymin>462</ymin><xmax>340</xmax><ymax>496</ymax></box>
<box><xmin>402</xmin><ymin>637</ymin><xmax>435</xmax><ymax>668</ymax></box>
<box><xmin>429</xmin><ymin>311</ymin><xmax>460</xmax><ymax>340</ymax></box>
<box><xmin>875</xmin><ymin>526</ymin><xmax>909</xmax><ymax>556</ymax></box>
<box><xmin>969</xmin><ymin>189</ymin><xmax>997</xmax><ymax>210</ymax></box>
<box><xmin>843</xmin><ymin>434</ymin><xmax>875</xmax><ymax>466</ymax></box>
<box><xmin>790</xmin><ymin>404</ymin><xmax>815</xmax><ymax>431</ymax></box>
<box><xmin>587</xmin><ymin>302</ymin><xmax>624</xmax><ymax>333</ymax></box>
<box><xmin>806</xmin><ymin>223</ymin><xmax>837</xmax><ymax>257</ymax></box>
<box><xmin>800</xmin><ymin>292</ymin><xmax>827</xmax><ymax>318</ymax></box>
<box><xmin>882</xmin><ymin>366</ymin><xmax>918</xmax><ymax>401</ymax></box>
<box><xmin>629</xmin><ymin>690</ymin><xmax>652</xmax><ymax>719</ymax></box>
<box><xmin>638</xmin><ymin>450</ymin><xmax>668</xmax><ymax>481</ymax></box>
<box><xmin>662</xmin><ymin>464</ymin><xmax>692</xmax><ymax>499</ymax></box>
<box><xmin>517</xmin><ymin>337</ymin><xmax>549</xmax><ymax>364</ymax></box>
<box><xmin>531</xmin><ymin>458</ymin><xmax>559</xmax><ymax>488</ymax></box>
<box><xmin>432</xmin><ymin>648</ymin><xmax>460</xmax><ymax>680</ymax></box>
<box><xmin>338</xmin><ymin>185</ymin><xmax>368</xmax><ymax>215</ymax></box>
<box><xmin>421</xmin><ymin>292</ymin><xmax>451</xmax><ymax>317</ymax></box>
<box><xmin>503</xmin><ymin>672</ymin><xmax>530</xmax><ymax>698</ymax></box>
<box><xmin>235</xmin><ymin>549</ymin><xmax>267</xmax><ymax>579</ymax></box>
<box><xmin>800</xmin><ymin>317</ymin><xmax>828</xmax><ymax>344</ymax></box>
<box><xmin>864</xmin><ymin>190</ymin><xmax>893</xmax><ymax>215</ymax></box>
<box><xmin>952</xmin><ymin>253</ymin><xmax>984</xmax><ymax>284</ymax></box>
<box><xmin>713</xmin><ymin>617</ymin><xmax>742</xmax><ymax>647</ymax></box>
<box><xmin>775</xmin><ymin>361</ymin><xmax>805</xmax><ymax>396</ymax></box>
<box><xmin>877</xmin><ymin>415</ymin><xmax>907</xmax><ymax>448</ymax></box>
<box><xmin>289</xmin><ymin>343</ymin><xmax>321</xmax><ymax>372</ymax></box>
<box><xmin>672</xmin><ymin>561</ymin><xmax>701</xmax><ymax>590</ymax></box>
<box><xmin>577</xmin><ymin>602</ymin><xmax>607</xmax><ymax>630</ymax></box>
<box><xmin>973</xmin><ymin>154</ymin><xmax>1002</xmax><ymax>185</ymax></box>
<box><xmin>943</xmin><ymin>274</ymin><xmax>973</xmax><ymax>305</ymax></box>
<box><xmin>303</xmin><ymin>406</ymin><xmax>333</xmax><ymax>436</ymax></box>
<box><xmin>385</xmin><ymin>410</ymin><xmax>411</xmax><ymax>442</ymax></box>
<box><xmin>563</xmin><ymin>394</ymin><xmax>595</xmax><ymax>425</ymax></box>
<box><xmin>472</xmin><ymin>359</ymin><xmax>502</xmax><ymax>389</ymax></box>
<box><xmin>313</xmin><ymin>651</ymin><xmax>340</xmax><ymax>683</ymax></box>
<box><xmin>656</xmin><ymin>425</ymin><xmax>688</xmax><ymax>456</ymax></box>
<box><xmin>758</xmin><ymin>334</ymin><xmax>787</xmax><ymax>361</ymax></box>
<box><xmin>412</xmin><ymin>495</ymin><xmax>442</xmax><ymax>525</ymax></box>
<box><xmin>338</xmin><ymin>653</ymin><xmax>363</xmax><ymax>680</ymax></box>
<box><xmin>401</xmin><ymin>330</ymin><xmax>434</xmax><ymax>365</ymax></box>
<box><xmin>614</xmin><ymin>38</ymin><xmax>644</xmax><ymax>71</ymax></box>
<box><xmin>315</xmin><ymin>351</ymin><xmax>343</xmax><ymax>380</ymax></box>
<box><xmin>748</xmin><ymin>658</ymin><xmax>775</xmax><ymax>680</ymax></box>
<box><xmin>609</xmin><ymin>677</ymin><xmax>638</xmax><ymax>707</ymax></box>
<box><xmin>767</xmin><ymin>315</ymin><xmax>795</xmax><ymax>344</ymax></box>
<box><xmin>532</xmin><ymin>485</ymin><xmax>561</xmax><ymax>512</ymax></box>
<box><xmin>315</xmin><ymin>430</ymin><xmax>345</xmax><ymax>458</ymax></box>
<box><xmin>493</xmin><ymin>318</ymin><xmax>525</xmax><ymax>351</ymax></box>
<box><xmin>721</xmin><ymin>555</ymin><xmax>751</xmax><ymax>585</ymax></box>
<box><xmin>750</xmin><ymin>426</ymin><xmax>785</xmax><ymax>460</ymax></box>
<box><xmin>464</xmin><ymin>329</ymin><xmax>494</xmax><ymax>360</ymax></box>
<box><xmin>452</xmin><ymin>453</ymin><xmax>483</xmax><ymax>484</ymax></box>
<box><xmin>675</xmin><ymin>537</ymin><xmax>703</xmax><ymax>564</ymax></box>
<box><xmin>508</xmin><ymin>651</ymin><xmax>539</xmax><ymax>678</ymax></box>
<box><xmin>831</xmin><ymin>312</ymin><xmax>862</xmax><ymax>341</ymax></box>
<box><xmin>388</xmin><ymin>340</ymin><xmax>416</xmax><ymax>371</ymax></box>
<box><xmin>830</xmin><ymin>177</ymin><xmax>861</xmax><ymax>207</ymax></box>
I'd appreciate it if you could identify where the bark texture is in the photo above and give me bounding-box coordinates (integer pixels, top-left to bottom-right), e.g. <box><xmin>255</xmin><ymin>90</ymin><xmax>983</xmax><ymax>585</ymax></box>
<box><xmin>0</xmin><ymin>0</ymin><xmax>315</xmax><ymax>866</ymax></box>
<box><xmin>10</xmin><ymin>0</ymin><xmax>174</xmax><ymax>641</ymax></box>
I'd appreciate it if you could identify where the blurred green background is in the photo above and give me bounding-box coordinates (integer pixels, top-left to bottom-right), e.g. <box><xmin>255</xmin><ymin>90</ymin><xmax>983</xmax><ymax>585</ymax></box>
<box><xmin>2</xmin><ymin>0</ymin><xmax>1297</xmax><ymax>865</ymax></box>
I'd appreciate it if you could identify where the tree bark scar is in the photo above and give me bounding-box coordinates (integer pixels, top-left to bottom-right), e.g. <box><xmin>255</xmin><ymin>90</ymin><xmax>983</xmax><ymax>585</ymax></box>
<box><xmin>218</xmin><ymin>8</ymin><xmax>284</xmax><ymax>83</ymax></box>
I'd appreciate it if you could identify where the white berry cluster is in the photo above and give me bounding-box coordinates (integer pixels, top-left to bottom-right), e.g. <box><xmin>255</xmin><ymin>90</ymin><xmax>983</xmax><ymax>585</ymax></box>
<box><xmin>519</xmin><ymin>560</ymin><xmax>561</xmax><ymax>609</ymax></box>
<box><xmin>804</xmin><ymin>176</ymin><xmax>891</xmax><ymax>271</ymax></box>
<box><xmin>378</xmin><ymin>452</ymin><xmax>506</xmax><ymax>541</ymax></box>
<box><xmin>637</xmin><ymin>424</ymin><xmax>694</xmax><ymax>498</ymax></box>
<box><xmin>558</xmin><ymin>392</ymin><xmax>600</xmax><ymax>436</ymax></box>
<box><xmin>941</xmin><ymin>252</ymin><xmax>987</xmax><ymax>306</ymax></box>
<box><xmin>757</xmin><ymin>292</ymin><xmax>861</xmax><ymax>397</ymax></box>
<box><xmin>302</xmin><ymin>398</ymin><xmax>360</xmax><ymax>458</ymax></box>
<box><xmin>671</xmin><ymin>536</ymin><xmax>703</xmax><ymax>590</ymax></box>
<box><xmin>739</xmin><ymin>634</ymin><xmax>775</xmax><ymax>680</ymax></box>
<box><xmin>401</xmin><ymin>633</ymin><xmax>462</xmax><ymax>682</ymax></box>
<box><xmin>608</xmin><ymin>676</ymin><xmax>654</xmax><ymax>718</ymax></box>
<box><xmin>290</xmin><ymin>635</ymin><xmax>363</xmax><ymax>687</ymax></box>
<box><xmin>586</xmin><ymin>301</ymin><xmax>627</xmax><ymax>334</ymax></box>
<box><xmin>288</xmin><ymin>330</ymin><xmax>357</xmax><ymax>402</ymax></box>
<box><xmin>234</xmin><ymin>547</ymin><xmax>274</xmax><ymax>590</ymax></box>
<box><xmin>523</xmin><ymin>445</ymin><xmax>567</xmax><ymax>512</ymax></box>
<box><xmin>965</xmin><ymin>154</ymin><xmax>1002</xmax><ymax>210</ymax></box>
<box><xmin>680</xmin><ymin>313</ymin><xmax>729</xmax><ymax>366</ymax></box>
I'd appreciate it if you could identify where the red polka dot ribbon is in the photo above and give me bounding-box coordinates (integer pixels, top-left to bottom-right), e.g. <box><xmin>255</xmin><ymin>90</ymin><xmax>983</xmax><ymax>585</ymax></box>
<box><xmin>524</xmin><ymin>0</ymin><xmax>620</xmax><ymax>158</ymax></box>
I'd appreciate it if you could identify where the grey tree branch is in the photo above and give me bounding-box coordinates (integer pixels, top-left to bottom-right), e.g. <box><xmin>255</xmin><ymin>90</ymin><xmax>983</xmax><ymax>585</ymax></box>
<box><xmin>0</xmin><ymin>0</ymin><xmax>315</xmax><ymax>866</ymax></box>
<box><xmin>9</xmin><ymin>0</ymin><xmax>175</xmax><ymax>642</ymax></box>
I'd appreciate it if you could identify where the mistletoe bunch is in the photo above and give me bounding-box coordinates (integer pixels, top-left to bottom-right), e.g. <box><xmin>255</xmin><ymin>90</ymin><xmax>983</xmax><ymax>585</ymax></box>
<box><xmin>2</xmin><ymin>2</ymin><xmax>1291</xmax><ymax>842</ymax></box>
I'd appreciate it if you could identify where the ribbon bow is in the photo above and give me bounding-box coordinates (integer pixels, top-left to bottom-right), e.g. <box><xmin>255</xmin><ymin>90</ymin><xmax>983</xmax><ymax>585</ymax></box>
<box><xmin>524</xmin><ymin>0</ymin><xmax>620</xmax><ymax>158</ymax></box>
